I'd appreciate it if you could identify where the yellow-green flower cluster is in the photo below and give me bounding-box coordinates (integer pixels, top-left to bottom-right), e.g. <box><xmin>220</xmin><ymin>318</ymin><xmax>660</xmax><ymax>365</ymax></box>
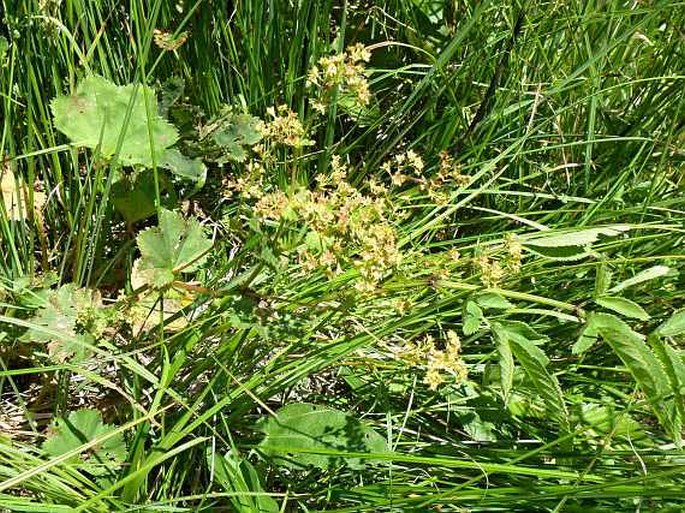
<box><xmin>381</xmin><ymin>150</ymin><xmax>471</xmax><ymax>205</ymax></box>
<box><xmin>502</xmin><ymin>233</ymin><xmax>523</xmax><ymax>273</ymax></box>
<box><xmin>381</xmin><ymin>150</ymin><xmax>426</xmax><ymax>187</ymax></box>
<box><xmin>254</xmin><ymin>156</ymin><xmax>401</xmax><ymax>291</ymax></box>
<box><xmin>475</xmin><ymin>235</ymin><xmax>524</xmax><ymax>288</ymax></box>
<box><xmin>153</xmin><ymin>29</ymin><xmax>189</xmax><ymax>51</ymax></box>
<box><xmin>260</xmin><ymin>105</ymin><xmax>313</xmax><ymax>148</ymax></box>
<box><xmin>399</xmin><ymin>330</ymin><xmax>468</xmax><ymax>391</ymax></box>
<box><xmin>222</xmin><ymin>160</ymin><xmax>267</xmax><ymax>199</ymax></box>
<box><xmin>476</xmin><ymin>254</ymin><xmax>505</xmax><ymax>288</ymax></box>
<box><xmin>306</xmin><ymin>43</ymin><xmax>372</xmax><ymax>114</ymax></box>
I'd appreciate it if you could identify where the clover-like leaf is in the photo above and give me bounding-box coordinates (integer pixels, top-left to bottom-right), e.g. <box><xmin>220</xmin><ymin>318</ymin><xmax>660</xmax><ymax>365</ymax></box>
<box><xmin>20</xmin><ymin>284</ymin><xmax>102</xmax><ymax>363</ymax></box>
<box><xmin>43</xmin><ymin>409</ymin><xmax>127</xmax><ymax>478</ymax></box>
<box><xmin>259</xmin><ymin>403</ymin><xmax>387</xmax><ymax>470</ymax></box>
<box><xmin>51</xmin><ymin>75</ymin><xmax>178</xmax><ymax>167</ymax></box>
<box><xmin>134</xmin><ymin>209</ymin><xmax>212</xmax><ymax>289</ymax></box>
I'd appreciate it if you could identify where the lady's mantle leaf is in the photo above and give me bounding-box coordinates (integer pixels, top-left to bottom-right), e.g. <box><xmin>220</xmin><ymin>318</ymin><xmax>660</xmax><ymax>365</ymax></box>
<box><xmin>134</xmin><ymin>209</ymin><xmax>212</xmax><ymax>289</ymax></box>
<box><xmin>51</xmin><ymin>75</ymin><xmax>178</xmax><ymax>167</ymax></box>
<box><xmin>259</xmin><ymin>403</ymin><xmax>387</xmax><ymax>470</ymax></box>
<box><xmin>42</xmin><ymin>408</ymin><xmax>127</xmax><ymax>477</ymax></box>
<box><xmin>20</xmin><ymin>284</ymin><xmax>102</xmax><ymax>363</ymax></box>
<box><xmin>211</xmin><ymin>112</ymin><xmax>263</xmax><ymax>163</ymax></box>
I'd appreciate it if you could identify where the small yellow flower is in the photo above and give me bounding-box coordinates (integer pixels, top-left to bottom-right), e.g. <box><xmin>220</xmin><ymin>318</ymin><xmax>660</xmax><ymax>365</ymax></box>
<box><xmin>261</xmin><ymin>105</ymin><xmax>313</xmax><ymax>147</ymax></box>
<box><xmin>424</xmin><ymin>368</ymin><xmax>444</xmax><ymax>391</ymax></box>
<box><xmin>347</xmin><ymin>43</ymin><xmax>372</xmax><ymax>63</ymax></box>
<box><xmin>153</xmin><ymin>29</ymin><xmax>189</xmax><ymax>51</ymax></box>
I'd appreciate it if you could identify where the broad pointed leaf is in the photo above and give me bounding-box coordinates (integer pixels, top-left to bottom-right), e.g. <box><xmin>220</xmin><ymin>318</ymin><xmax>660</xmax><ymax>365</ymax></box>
<box><xmin>594</xmin><ymin>296</ymin><xmax>650</xmax><ymax>321</ymax></box>
<box><xmin>492</xmin><ymin>321</ymin><xmax>569</xmax><ymax>432</ymax></box>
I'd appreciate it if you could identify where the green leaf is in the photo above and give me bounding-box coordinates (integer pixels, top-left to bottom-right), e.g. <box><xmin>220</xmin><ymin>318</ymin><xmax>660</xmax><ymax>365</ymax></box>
<box><xmin>572</xmin><ymin>322</ymin><xmax>599</xmax><ymax>355</ymax></box>
<box><xmin>522</xmin><ymin>225</ymin><xmax>630</xmax><ymax>248</ymax></box>
<box><xmin>212</xmin><ymin>113</ymin><xmax>263</xmax><ymax>162</ymax></box>
<box><xmin>608</xmin><ymin>265</ymin><xmax>671</xmax><ymax>294</ymax></box>
<box><xmin>521</xmin><ymin>225</ymin><xmax>630</xmax><ymax>261</ymax></box>
<box><xmin>20</xmin><ymin>284</ymin><xmax>102</xmax><ymax>363</ymax></box>
<box><xmin>259</xmin><ymin>403</ymin><xmax>387</xmax><ymax>470</ymax></box>
<box><xmin>589</xmin><ymin>312</ymin><xmax>675</xmax><ymax>435</ymax></box>
<box><xmin>462</xmin><ymin>301</ymin><xmax>483</xmax><ymax>336</ymax></box>
<box><xmin>208</xmin><ymin>449</ymin><xmax>279</xmax><ymax>513</ymax></box>
<box><xmin>647</xmin><ymin>332</ymin><xmax>685</xmax><ymax>443</ymax></box>
<box><xmin>111</xmin><ymin>172</ymin><xmax>160</xmax><ymax>224</ymax></box>
<box><xmin>578</xmin><ymin>403</ymin><xmax>645</xmax><ymax>439</ymax></box>
<box><xmin>134</xmin><ymin>209</ymin><xmax>213</xmax><ymax>289</ymax></box>
<box><xmin>594</xmin><ymin>296</ymin><xmax>650</xmax><ymax>321</ymax></box>
<box><xmin>51</xmin><ymin>75</ymin><xmax>178</xmax><ymax>167</ymax></box>
<box><xmin>492</xmin><ymin>321</ymin><xmax>569</xmax><ymax>432</ymax></box>
<box><xmin>42</xmin><ymin>409</ymin><xmax>127</xmax><ymax>478</ymax></box>
<box><xmin>159</xmin><ymin>148</ymin><xmax>207</xmax><ymax>182</ymax></box>
<box><xmin>657</xmin><ymin>309</ymin><xmax>685</xmax><ymax>337</ymax></box>
<box><xmin>337</xmin><ymin>92</ymin><xmax>380</xmax><ymax>126</ymax></box>
<box><xmin>495</xmin><ymin>332</ymin><xmax>514</xmax><ymax>402</ymax></box>
<box><xmin>474</xmin><ymin>292</ymin><xmax>513</xmax><ymax>310</ymax></box>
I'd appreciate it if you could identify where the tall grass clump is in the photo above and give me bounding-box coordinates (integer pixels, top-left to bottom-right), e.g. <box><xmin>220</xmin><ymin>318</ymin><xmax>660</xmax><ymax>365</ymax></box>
<box><xmin>1</xmin><ymin>0</ymin><xmax>684</xmax><ymax>511</ymax></box>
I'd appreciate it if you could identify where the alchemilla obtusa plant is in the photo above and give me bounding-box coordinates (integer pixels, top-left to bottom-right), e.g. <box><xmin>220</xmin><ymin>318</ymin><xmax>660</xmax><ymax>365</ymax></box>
<box><xmin>0</xmin><ymin>1</ymin><xmax>684</xmax><ymax>511</ymax></box>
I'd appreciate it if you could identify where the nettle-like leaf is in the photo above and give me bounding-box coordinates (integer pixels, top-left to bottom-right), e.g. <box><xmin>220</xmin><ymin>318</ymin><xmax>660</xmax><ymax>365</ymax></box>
<box><xmin>20</xmin><ymin>284</ymin><xmax>102</xmax><ymax>363</ymax></box>
<box><xmin>491</xmin><ymin>321</ymin><xmax>570</xmax><ymax>433</ymax></box>
<box><xmin>521</xmin><ymin>225</ymin><xmax>630</xmax><ymax>261</ymax></box>
<box><xmin>581</xmin><ymin>312</ymin><xmax>679</xmax><ymax>438</ymax></box>
<box><xmin>462</xmin><ymin>300</ymin><xmax>484</xmax><ymax>336</ymax></box>
<box><xmin>259</xmin><ymin>403</ymin><xmax>387</xmax><ymax>470</ymax></box>
<box><xmin>657</xmin><ymin>309</ymin><xmax>685</xmax><ymax>338</ymax></box>
<box><xmin>594</xmin><ymin>296</ymin><xmax>650</xmax><ymax>321</ymax></box>
<box><xmin>647</xmin><ymin>312</ymin><xmax>685</xmax><ymax>442</ymax></box>
<box><xmin>43</xmin><ymin>409</ymin><xmax>127</xmax><ymax>478</ymax></box>
<box><xmin>133</xmin><ymin>209</ymin><xmax>212</xmax><ymax>289</ymax></box>
<box><xmin>608</xmin><ymin>265</ymin><xmax>671</xmax><ymax>294</ymax></box>
<box><xmin>474</xmin><ymin>292</ymin><xmax>513</xmax><ymax>310</ymax></box>
<box><xmin>52</xmin><ymin>75</ymin><xmax>205</xmax><ymax>181</ymax></box>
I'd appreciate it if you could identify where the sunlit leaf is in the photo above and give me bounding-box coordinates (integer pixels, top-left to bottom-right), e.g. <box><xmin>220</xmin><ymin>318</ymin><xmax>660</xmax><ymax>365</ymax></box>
<box><xmin>608</xmin><ymin>265</ymin><xmax>671</xmax><ymax>294</ymax></box>
<box><xmin>20</xmin><ymin>284</ymin><xmax>102</xmax><ymax>363</ymax></box>
<box><xmin>134</xmin><ymin>209</ymin><xmax>212</xmax><ymax>289</ymax></box>
<box><xmin>594</xmin><ymin>296</ymin><xmax>650</xmax><ymax>321</ymax></box>
<box><xmin>51</xmin><ymin>75</ymin><xmax>178</xmax><ymax>167</ymax></box>
<box><xmin>491</xmin><ymin>321</ymin><xmax>569</xmax><ymax>432</ymax></box>
<box><xmin>43</xmin><ymin>409</ymin><xmax>127</xmax><ymax>478</ymax></box>
<box><xmin>259</xmin><ymin>403</ymin><xmax>387</xmax><ymax>470</ymax></box>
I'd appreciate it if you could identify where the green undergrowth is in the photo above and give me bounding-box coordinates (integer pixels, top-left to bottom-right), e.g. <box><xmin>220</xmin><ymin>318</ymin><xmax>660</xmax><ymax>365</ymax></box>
<box><xmin>1</xmin><ymin>0</ymin><xmax>684</xmax><ymax>511</ymax></box>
